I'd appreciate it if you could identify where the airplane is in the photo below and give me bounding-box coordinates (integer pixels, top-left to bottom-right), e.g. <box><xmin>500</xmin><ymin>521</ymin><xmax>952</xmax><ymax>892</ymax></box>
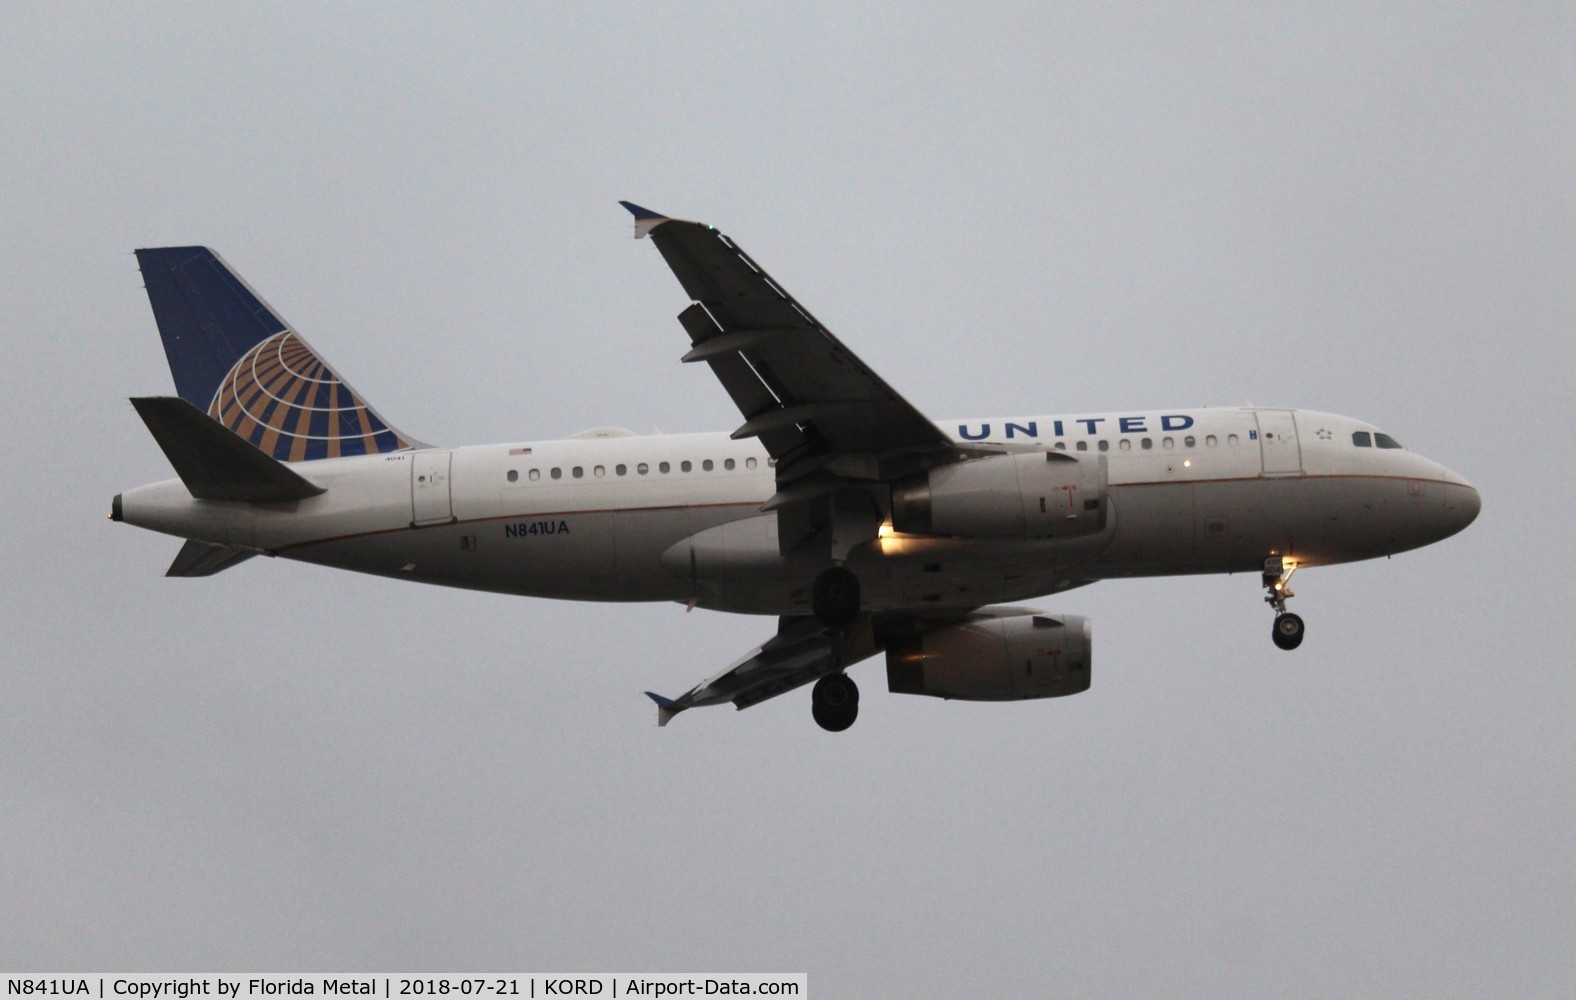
<box><xmin>111</xmin><ymin>203</ymin><xmax>1481</xmax><ymax>731</ymax></box>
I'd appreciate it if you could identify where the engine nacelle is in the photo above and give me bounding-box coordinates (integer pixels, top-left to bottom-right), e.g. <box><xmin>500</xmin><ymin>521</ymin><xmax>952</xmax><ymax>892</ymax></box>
<box><xmin>890</xmin><ymin>452</ymin><xmax>1106</xmax><ymax>538</ymax></box>
<box><xmin>886</xmin><ymin>612</ymin><xmax>1092</xmax><ymax>701</ymax></box>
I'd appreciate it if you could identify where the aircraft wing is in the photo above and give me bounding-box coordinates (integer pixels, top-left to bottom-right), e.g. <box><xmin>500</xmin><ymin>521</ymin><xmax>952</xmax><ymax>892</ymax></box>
<box><xmin>621</xmin><ymin>203</ymin><xmax>964</xmax><ymax>488</ymax></box>
<box><xmin>643</xmin><ymin>605</ymin><xmax>1069</xmax><ymax>725</ymax></box>
<box><xmin>644</xmin><ymin>615</ymin><xmax>880</xmax><ymax>726</ymax></box>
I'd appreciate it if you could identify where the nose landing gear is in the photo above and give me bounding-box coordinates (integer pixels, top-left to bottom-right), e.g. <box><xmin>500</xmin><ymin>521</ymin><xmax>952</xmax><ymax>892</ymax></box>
<box><xmin>1264</xmin><ymin>556</ymin><xmax>1305</xmax><ymax>651</ymax></box>
<box><xmin>1272</xmin><ymin>611</ymin><xmax>1305</xmax><ymax>650</ymax></box>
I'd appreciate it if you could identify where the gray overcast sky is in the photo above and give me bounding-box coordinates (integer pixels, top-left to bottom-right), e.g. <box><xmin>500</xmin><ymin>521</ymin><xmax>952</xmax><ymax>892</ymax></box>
<box><xmin>3</xmin><ymin>3</ymin><xmax>1573</xmax><ymax>995</ymax></box>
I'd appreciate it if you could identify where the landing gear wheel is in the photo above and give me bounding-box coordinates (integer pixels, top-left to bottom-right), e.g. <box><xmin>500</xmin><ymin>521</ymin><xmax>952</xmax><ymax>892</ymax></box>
<box><xmin>1262</xmin><ymin>556</ymin><xmax>1305</xmax><ymax>651</ymax></box>
<box><xmin>812</xmin><ymin>567</ymin><xmax>861</xmax><ymax>631</ymax></box>
<box><xmin>1272</xmin><ymin>613</ymin><xmax>1305</xmax><ymax>651</ymax></box>
<box><xmin>812</xmin><ymin>673</ymin><xmax>859</xmax><ymax>732</ymax></box>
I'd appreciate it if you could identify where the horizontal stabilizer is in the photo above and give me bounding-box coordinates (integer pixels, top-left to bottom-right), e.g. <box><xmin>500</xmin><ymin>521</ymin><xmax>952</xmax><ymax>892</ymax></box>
<box><xmin>131</xmin><ymin>396</ymin><xmax>327</xmax><ymax>503</ymax></box>
<box><xmin>166</xmin><ymin>540</ymin><xmax>257</xmax><ymax>577</ymax></box>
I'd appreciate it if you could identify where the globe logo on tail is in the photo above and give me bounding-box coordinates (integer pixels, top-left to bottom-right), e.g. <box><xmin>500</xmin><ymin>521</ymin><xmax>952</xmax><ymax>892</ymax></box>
<box><xmin>210</xmin><ymin>331</ymin><xmax>408</xmax><ymax>461</ymax></box>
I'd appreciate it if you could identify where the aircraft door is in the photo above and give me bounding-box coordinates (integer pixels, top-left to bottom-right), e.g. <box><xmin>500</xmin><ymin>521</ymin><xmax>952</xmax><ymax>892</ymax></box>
<box><xmin>411</xmin><ymin>450</ymin><xmax>455</xmax><ymax>526</ymax></box>
<box><xmin>1254</xmin><ymin>410</ymin><xmax>1303</xmax><ymax>476</ymax></box>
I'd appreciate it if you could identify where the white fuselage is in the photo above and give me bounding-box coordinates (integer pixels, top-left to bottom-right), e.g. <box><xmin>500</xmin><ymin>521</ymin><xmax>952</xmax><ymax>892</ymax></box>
<box><xmin>117</xmin><ymin>407</ymin><xmax>1480</xmax><ymax>615</ymax></box>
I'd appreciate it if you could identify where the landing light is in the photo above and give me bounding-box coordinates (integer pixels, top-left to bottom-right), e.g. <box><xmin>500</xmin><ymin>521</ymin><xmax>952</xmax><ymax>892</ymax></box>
<box><xmin>878</xmin><ymin>520</ymin><xmax>913</xmax><ymax>557</ymax></box>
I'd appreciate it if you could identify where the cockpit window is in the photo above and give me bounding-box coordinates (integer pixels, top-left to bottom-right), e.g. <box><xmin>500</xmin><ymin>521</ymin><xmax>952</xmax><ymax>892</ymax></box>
<box><xmin>1352</xmin><ymin>431</ymin><xmax>1372</xmax><ymax>447</ymax></box>
<box><xmin>1374</xmin><ymin>432</ymin><xmax>1403</xmax><ymax>449</ymax></box>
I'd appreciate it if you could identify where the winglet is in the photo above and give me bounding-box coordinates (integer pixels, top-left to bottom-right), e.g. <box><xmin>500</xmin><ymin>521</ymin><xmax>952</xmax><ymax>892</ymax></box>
<box><xmin>644</xmin><ymin>690</ymin><xmax>680</xmax><ymax>727</ymax></box>
<box><xmin>619</xmin><ymin>201</ymin><xmax>671</xmax><ymax>240</ymax></box>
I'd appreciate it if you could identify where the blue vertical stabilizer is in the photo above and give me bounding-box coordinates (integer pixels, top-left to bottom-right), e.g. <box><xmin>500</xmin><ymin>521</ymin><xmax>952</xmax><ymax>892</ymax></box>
<box><xmin>134</xmin><ymin>247</ymin><xmax>419</xmax><ymax>461</ymax></box>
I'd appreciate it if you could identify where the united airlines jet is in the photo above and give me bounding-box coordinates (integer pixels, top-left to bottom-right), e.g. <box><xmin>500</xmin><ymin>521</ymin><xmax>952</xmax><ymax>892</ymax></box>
<box><xmin>111</xmin><ymin>204</ymin><xmax>1480</xmax><ymax>731</ymax></box>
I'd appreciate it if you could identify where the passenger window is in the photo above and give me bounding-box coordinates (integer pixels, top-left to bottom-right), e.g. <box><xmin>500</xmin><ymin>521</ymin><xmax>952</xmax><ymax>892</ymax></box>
<box><xmin>745</xmin><ymin>457</ymin><xmax>758</xmax><ymax>469</ymax></box>
<box><xmin>529</xmin><ymin>469</ymin><xmax>540</xmax><ymax>481</ymax></box>
<box><xmin>594</xmin><ymin>465</ymin><xmax>605</xmax><ymax>478</ymax></box>
<box><xmin>1141</xmin><ymin>438</ymin><xmax>1153</xmax><ymax>450</ymax></box>
<box><xmin>1352</xmin><ymin>431</ymin><xmax>1371</xmax><ymax>447</ymax></box>
<box><xmin>659</xmin><ymin>461</ymin><xmax>670</xmax><ymax>474</ymax></box>
<box><xmin>1375</xmin><ymin>433</ymin><xmax>1402</xmax><ymax>449</ymax></box>
<box><xmin>1119</xmin><ymin>439</ymin><xmax>1132</xmax><ymax>451</ymax></box>
<box><xmin>551</xmin><ymin>467</ymin><xmax>562</xmax><ymax>480</ymax></box>
<box><xmin>1228</xmin><ymin>434</ymin><xmax>1239</xmax><ymax>446</ymax></box>
<box><xmin>1184</xmin><ymin>435</ymin><xmax>1195</xmax><ymax>448</ymax></box>
<box><xmin>616</xmin><ymin>464</ymin><xmax>627</xmax><ymax>476</ymax></box>
<box><xmin>572</xmin><ymin>466</ymin><xmax>584</xmax><ymax>478</ymax></box>
<box><xmin>1076</xmin><ymin>441</ymin><xmax>1088</xmax><ymax>452</ymax></box>
<box><xmin>1163</xmin><ymin>437</ymin><xmax>1175</xmax><ymax>450</ymax></box>
<box><xmin>702</xmin><ymin>459</ymin><xmax>714</xmax><ymax>471</ymax></box>
<box><xmin>1097</xmin><ymin>440</ymin><xmax>1109</xmax><ymax>452</ymax></box>
<box><xmin>1054</xmin><ymin>442</ymin><xmax>1066</xmax><ymax>451</ymax></box>
<box><xmin>637</xmin><ymin>462</ymin><xmax>649</xmax><ymax>475</ymax></box>
<box><xmin>724</xmin><ymin>458</ymin><xmax>735</xmax><ymax>471</ymax></box>
<box><xmin>1205</xmin><ymin>435</ymin><xmax>1217</xmax><ymax>447</ymax></box>
<box><xmin>506</xmin><ymin>469</ymin><xmax>518</xmax><ymax>483</ymax></box>
<box><xmin>681</xmin><ymin>460</ymin><xmax>693</xmax><ymax>472</ymax></box>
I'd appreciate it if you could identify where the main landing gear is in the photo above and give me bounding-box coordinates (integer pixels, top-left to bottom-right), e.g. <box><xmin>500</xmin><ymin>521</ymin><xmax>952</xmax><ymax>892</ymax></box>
<box><xmin>1263</xmin><ymin>555</ymin><xmax>1305</xmax><ymax>651</ymax></box>
<box><xmin>812</xmin><ymin>566</ymin><xmax>861</xmax><ymax>631</ymax></box>
<box><xmin>812</xmin><ymin>672</ymin><xmax>859</xmax><ymax>732</ymax></box>
<box><xmin>810</xmin><ymin>566</ymin><xmax>863</xmax><ymax>731</ymax></box>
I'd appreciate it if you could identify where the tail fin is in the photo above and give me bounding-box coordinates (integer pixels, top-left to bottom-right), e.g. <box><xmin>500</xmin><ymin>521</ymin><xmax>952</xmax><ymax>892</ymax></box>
<box><xmin>134</xmin><ymin>247</ymin><xmax>419</xmax><ymax>461</ymax></box>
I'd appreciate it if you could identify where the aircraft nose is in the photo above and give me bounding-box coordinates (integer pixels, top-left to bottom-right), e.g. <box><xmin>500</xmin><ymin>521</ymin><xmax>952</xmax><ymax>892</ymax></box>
<box><xmin>1456</xmin><ymin>482</ymin><xmax>1482</xmax><ymax>529</ymax></box>
<box><xmin>1439</xmin><ymin>477</ymin><xmax>1481</xmax><ymax>538</ymax></box>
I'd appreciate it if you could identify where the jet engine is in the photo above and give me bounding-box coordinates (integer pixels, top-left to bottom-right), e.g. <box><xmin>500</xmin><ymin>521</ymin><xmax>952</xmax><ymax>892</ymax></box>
<box><xmin>885</xmin><ymin>612</ymin><xmax>1092</xmax><ymax>701</ymax></box>
<box><xmin>890</xmin><ymin>452</ymin><xmax>1106</xmax><ymax>538</ymax></box>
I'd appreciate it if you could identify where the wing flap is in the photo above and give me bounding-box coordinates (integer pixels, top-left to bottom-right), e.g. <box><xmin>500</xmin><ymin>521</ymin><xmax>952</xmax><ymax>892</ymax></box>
<box><xmin>675</xmin><ymin>303</ymin><xmax>805</xmax><ymax>458</ymax></box>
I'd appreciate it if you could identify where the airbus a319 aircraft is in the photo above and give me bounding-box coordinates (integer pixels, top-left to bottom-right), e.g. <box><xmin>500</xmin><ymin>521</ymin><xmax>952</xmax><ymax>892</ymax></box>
<box><xmin>112</xmin><ymin>203</ymin><xmax>1480</xmax><ymax>731</ymax></box>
